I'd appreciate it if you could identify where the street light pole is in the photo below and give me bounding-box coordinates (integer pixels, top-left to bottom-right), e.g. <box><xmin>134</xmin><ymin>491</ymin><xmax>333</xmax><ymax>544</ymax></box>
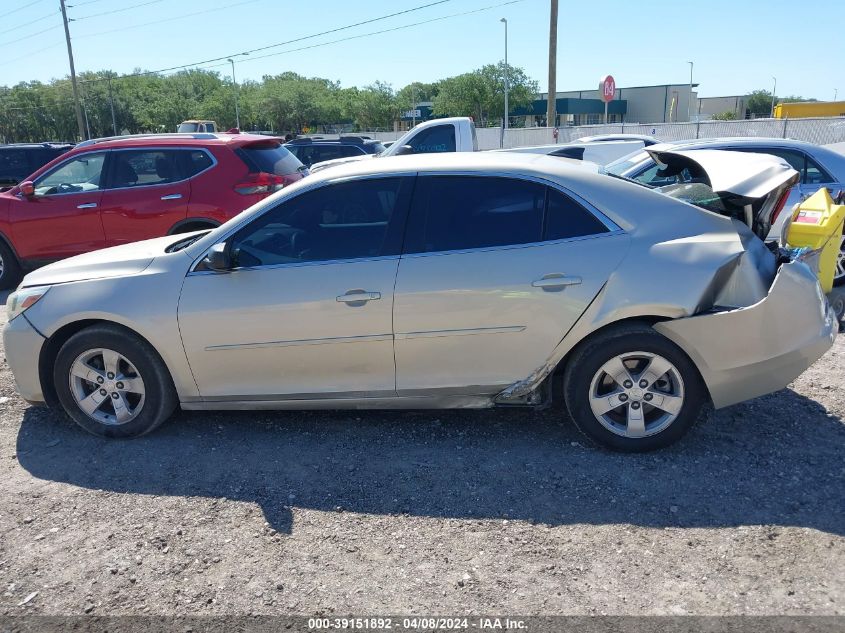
<box><xmin>687</xmin><ymin>61</ymin><xmax>694</xmax><ymax>122</ymax></box>
<box><xmin>227</xmin><ymin>57</ymin><xmax>241</xmax><ymax>130</ymax></box>
<box><xmin>500</xmin><ymin>17</ymin><xmax>509</xmax><ymax>146</ymax></box>
<box><xmin>771</xmin><ymin>76</ymin><xmax>777</xmax><ymax>118</ymax></box>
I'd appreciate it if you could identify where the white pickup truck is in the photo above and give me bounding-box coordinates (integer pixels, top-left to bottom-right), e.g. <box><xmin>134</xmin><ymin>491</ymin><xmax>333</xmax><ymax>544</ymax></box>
<box><xmin>308</xmin><ymin>117</ymin><xmax>478</xmax><ymax>174</ymax></box>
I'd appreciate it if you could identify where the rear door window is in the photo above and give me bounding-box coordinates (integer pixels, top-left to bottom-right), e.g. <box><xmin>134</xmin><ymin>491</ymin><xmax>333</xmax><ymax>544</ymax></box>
<box><xmin>107</xmin><ymin>150</ymin><xmax>185</xmax><ymax>188</ymax></box>
<box><xmin>404</xmin><ymin>176</ymin><xmax>544</xmax><ymax>253</ymax></box>
<box><xmin>236</xmin><ymin>142</ymin><xmax>303</xmax><ymax>175</ymax></box>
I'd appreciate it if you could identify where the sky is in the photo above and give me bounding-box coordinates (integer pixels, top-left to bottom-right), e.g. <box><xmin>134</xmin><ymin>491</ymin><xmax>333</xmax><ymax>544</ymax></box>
<box><xmin>1</xmin><ymin>0</ymin><xmax>844</xmax><ymax>100</ymax></box>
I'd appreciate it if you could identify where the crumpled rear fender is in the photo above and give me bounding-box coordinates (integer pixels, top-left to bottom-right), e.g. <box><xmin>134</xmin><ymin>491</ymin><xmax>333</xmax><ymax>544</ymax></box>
<box><xmin>654</xmin><ymin>261</ymin><xmax>837</xmax><ymax>408</ymax></box>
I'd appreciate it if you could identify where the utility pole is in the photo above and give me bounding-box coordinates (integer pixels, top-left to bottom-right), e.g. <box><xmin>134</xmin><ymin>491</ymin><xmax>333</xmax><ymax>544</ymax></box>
<box><xmin>107</xmin><ymin>76</ymin><xmax>117</xmax><ymax>135</ymax></box>
<box><xmin>770</xmin><ymin>76</ymin><xmax>777</xmax><ymax>118</ymax></box>
<box><xmin>547</xmin><ymin>0</ymin><xmax>558</xmax><ymax>131</ymax></box>
<box><xmin>500</xmin><ymin>17</ymin><xmax>509</xmax><ymax>148</ymax></box>
<box><xmin>59</xmin><ymin>0</ymin><xmax>86</xmax><ymax>141</ymax></box>
<box><xmin>687</xmin><ymin>61</ymin><xmax>694</xmax><ymax>122</ymax></box>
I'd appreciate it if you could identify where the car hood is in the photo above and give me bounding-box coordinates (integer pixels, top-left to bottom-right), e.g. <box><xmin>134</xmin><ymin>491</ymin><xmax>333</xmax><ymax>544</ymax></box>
<box><xmin>19</xmin><ymin>234</ymin><xmax>185</xmax><ymax>288</ymax></box>
<box><xmin>645</xmin><ymin>148</ymin><xmax>799</xmax><ymax>199</ymax></box>
<box><xmin>308</xmin><ymin>153</ymin><xmax>375</xmax><ymax>174</ymax></box>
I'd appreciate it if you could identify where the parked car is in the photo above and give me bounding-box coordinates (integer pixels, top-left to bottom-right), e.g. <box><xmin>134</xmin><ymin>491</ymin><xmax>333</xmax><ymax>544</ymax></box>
<box><xmin>177</xmin><ymin>120</ymin><xmax>217</xmax><ymax>133</ymax></box>
<box><xmin>4</xmin><ymin>152</ymin><xmax>836</xmax><ymax>451</ymax></box>
<box><xmin>0</xmin><ymin>132</ymin><xmax>306</xmax><ymax>289</ymax></box>
<box><xmin>308</xmin><ymin>117</ymin><xmax>478</xmax><ymax>173</ymax></box>
<box><xmin>285</xmin><ymin>135</ymin><xmax>386</xmax><ymax>168</ymax></box>
<box><xmin>604</xmin><ymin>137</ymin><xmax>845</xmax><ymax>285</ymax></box>
<box><xmin>577</xmin><ymin>133</ymin><xmax>660</xmax><ymax>146</ymax></box>
<box><xmin>495</xmin><ymin>139</ymin><xmax>648</xmax><ymax>166</ymax></box>
<box><xmin>0</xmin><ymin>143</ymin><xmax>73</xmax><ymax>190</ymax></box>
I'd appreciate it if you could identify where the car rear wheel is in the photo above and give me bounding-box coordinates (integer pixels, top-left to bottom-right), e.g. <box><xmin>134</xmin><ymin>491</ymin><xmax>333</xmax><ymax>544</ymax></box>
<box><xmin>563</xmin><ymin>324</ymin><xmax>706</xmax><ymax>452</ymax></box>
<box><xmin>834</xmin><ymin>235</ymin><xmax>845</xmax><ymax>287</ymax></box>
<box><xmin>0</xmin><ymin>240</ymin><xmax>22</xmax><ymax>290</ymax></box>
<box><xmin>53</xmin><ymin>324</ymin><xmax>178</xmax><ymax>438</ymax></box>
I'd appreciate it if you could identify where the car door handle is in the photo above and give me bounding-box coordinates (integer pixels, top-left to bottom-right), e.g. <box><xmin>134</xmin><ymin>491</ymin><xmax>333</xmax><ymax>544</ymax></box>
<box><xmin>160</xmin><ymin>193</ymin><xmax>183</xmax><ymax>200</ymax></box>
<box><xmin>336</xmin><ymin>290</ymin><xmax>381</xmax><ymax>303</ymax></box>
<box><xmin>532</xmin><ymin>273</ymin><xmax>582</xmax><ymax>289</ymax></box>
<box><xmin>76</xmin><ymin>202</ymin><xmax>98</xmax><ymax>209</ymax></box>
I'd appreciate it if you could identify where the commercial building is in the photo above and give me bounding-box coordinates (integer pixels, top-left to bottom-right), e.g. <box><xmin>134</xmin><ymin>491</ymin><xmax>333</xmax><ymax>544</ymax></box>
<box><xmin>696</xmin><ymin>95</ymin><xmax>748</xmax><ymax>120</ymax></box>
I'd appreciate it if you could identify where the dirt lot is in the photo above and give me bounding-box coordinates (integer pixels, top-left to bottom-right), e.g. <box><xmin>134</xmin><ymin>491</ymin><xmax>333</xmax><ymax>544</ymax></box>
<box><xmin>0</xmin><ymin>288</ymin><xmax>843</xmax><ymax>617</ymax></box>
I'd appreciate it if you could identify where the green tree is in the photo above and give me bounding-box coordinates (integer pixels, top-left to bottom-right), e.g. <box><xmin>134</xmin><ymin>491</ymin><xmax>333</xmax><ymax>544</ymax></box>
<box><xmin>431</xmin><ymin>63</ymin><xmax>538</xmax><ymax>125</ymax></box>
<box><xmin>710</xmin><ymin>110</ymin><xmax>737</xmax><ymax>121</ymax></box>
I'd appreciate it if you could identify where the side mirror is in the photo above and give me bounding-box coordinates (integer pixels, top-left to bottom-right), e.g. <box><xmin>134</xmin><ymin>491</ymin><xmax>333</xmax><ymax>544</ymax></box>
<box><xmin>203</xmin><ymin>243</ymin><xmax>232</xmax><ymax>272</ymax></box>
<box><xmin>393</xmin><ymin>144</ymin><xmax>415</xmax><ymax>156</ymax></box>
<box><xmin>18</xmin><ymin>181</ymin><xmax>34</xmax><ymax>197</ymax></box>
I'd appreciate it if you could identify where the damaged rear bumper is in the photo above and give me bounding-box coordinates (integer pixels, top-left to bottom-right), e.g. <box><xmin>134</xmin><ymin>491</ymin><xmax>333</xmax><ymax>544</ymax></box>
<box><xmin>654</xmin><ymin>261</ymin><xmax>837</xmax><ymax>409</ymax></box>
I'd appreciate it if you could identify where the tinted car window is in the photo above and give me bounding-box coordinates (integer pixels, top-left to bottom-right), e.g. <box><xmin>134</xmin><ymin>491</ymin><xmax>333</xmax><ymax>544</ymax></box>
<box><xmin>407</xmin><ymin>125</ymin><xmax>456</xmax><ymax>153</ymax></box>
<box><xmin>34</xmin><ymin>152</ymin><xmax>106</xmax><ymax>196</ymax></box>
<box><xmin>236</xmin><ymin>142</ymin><xmax>302</xmax><ymax>175</ymax></box>
<box><xmin>804</xmin><ymin>155</ymin><xmax>833</xmax><ymax>184</ymax></box>
<box><xmin>0</xmin><ymin>149</ymin><xmax>28</xmax><ymax>184</ymax></box>
<box><xmin>405</xmin><ymin>176</ymin><xmax>544</xmax><ymax>253</ymax></box>
<box><xmin>108</xmin><ymin>150</ymin><xmax>185</xmax><ymax>188</ymax></box>
<box><xmin>230</xmin><ymin>177</ymin><xmax>409</xmax><ymax>267</ymax></box>
<box><xmin>184</xmin><ymin>150</ymin><xmax>214</xmax><ymax>177</ymax></box>
<box><xmin>544</xmin><ymin>189</ymin><xmax>609</xmax><ymax>240</ymax></box>
<box><xmin>728</xmin><ymin>147</ymin><xmax>833</xmax><ymax>185</ymax></box>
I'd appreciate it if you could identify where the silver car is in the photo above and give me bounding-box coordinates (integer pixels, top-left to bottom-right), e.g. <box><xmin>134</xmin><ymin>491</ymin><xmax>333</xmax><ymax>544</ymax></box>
<box><xmin>3</xmin><ymin>153</ymin><xmax>838</xmax><ymax>451</ymax></box>
<box><xmin>605</xmin><ymin>137</ymin><xmax>845</xmax><ymax>285</ymax></box>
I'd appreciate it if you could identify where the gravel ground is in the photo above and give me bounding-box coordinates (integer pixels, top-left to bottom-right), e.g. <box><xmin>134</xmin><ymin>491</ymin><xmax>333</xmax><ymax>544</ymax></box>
<box><xmin>0</xmin><ymin>288</ymin><xmax>843</xmax><ymax>617</ymax></box>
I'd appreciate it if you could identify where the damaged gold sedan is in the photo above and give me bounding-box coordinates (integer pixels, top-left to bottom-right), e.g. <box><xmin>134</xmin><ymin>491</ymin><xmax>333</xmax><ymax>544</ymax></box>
<box><xmin>3</xmin><ymin>152</ymin><xmax>838</xmax><ymax>451</ymax></box>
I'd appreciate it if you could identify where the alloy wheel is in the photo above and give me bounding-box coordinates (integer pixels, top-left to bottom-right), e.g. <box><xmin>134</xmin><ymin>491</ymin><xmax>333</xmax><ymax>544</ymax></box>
<box><xmin>68</xmin><ymin>348</ymin><xmax>146</xmax><ymax>426</ymax></box>
<box><xmin>588</xmin><ymin>351</ymin><xmax>685</xmax><ymax>438</ymax></box>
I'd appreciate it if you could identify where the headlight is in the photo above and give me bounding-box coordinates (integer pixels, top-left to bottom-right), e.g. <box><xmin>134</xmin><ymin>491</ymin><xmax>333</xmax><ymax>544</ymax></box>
<box><xmin>6</xmin><ymin>286</ymin><xmax>50</xmax><ymax>322</ymax></box>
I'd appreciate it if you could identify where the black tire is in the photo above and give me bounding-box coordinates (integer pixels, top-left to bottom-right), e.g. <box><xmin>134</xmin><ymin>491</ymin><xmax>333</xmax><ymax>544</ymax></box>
<box><xmin>562</xmin><ymin>322</ymin><xmax>707</xmax><ymax>452</ymax></box>
<box><xmin>0</xmin><ymin>239</ymin><xmax>22</xmax><ymax>290</ymax></box>
<box><xmin>53</xmin><ymin>324</ymin><xmax>178</xmax><ymax>438</ymax></box>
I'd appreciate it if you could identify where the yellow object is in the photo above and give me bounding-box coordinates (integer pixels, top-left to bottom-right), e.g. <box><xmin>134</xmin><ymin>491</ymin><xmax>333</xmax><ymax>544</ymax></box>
<box><xmin>773</xmin><ymin>101</ymin><xmax>845</xmax><ymax>119</ymax></box>
<box><xmin>786</xmin><ymin>188</ymin><xmax>845</xmax><ymax>292</ymax></box>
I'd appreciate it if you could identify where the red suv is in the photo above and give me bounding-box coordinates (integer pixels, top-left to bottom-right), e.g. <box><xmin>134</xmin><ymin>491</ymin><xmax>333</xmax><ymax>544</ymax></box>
<box><xmin>0</xmin><ymin>133</ymin><xmax>306</xmax><ymax>289</ymax></box>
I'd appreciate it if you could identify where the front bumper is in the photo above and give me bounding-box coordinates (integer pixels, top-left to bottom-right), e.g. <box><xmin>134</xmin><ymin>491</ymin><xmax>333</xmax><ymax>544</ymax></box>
<box><xmin>2</xmin><ymin>314</ymin><xmax>47</xmax><ymax>405</ymax></box>
<box><xmin>655</xmin><ymin>261</ymin><xmax>838</xmax><ymax>409</ymax></box>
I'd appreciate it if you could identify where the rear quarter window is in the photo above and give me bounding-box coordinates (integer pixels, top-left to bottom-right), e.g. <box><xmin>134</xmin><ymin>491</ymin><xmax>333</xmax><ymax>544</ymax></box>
<box><xmin>236</xmin><ymin>142</ymin><xmax>303</xmax><ymax>175</ymax></box>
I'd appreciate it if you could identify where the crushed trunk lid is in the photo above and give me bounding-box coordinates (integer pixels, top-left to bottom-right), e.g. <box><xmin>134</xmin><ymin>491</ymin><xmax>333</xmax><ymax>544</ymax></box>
<box><xmin>645</xmin><ymin>148</ymin><xmax>799</xmax><ymax>240</ymax></box>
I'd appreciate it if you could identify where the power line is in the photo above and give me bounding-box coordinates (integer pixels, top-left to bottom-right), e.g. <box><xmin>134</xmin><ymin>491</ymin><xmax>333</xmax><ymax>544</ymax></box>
<box><xmin>0</xmin><ymin>41</ymin><xmax>63</xmax><ymax>66</ymax></box>
<box><xmin>4</xmin><ymin>0</ymin><xmax>48</xmax><ymax>18</ymax></box>
<box><xmin>80</xmin><ymin>0</ymin><xmax>455</xmax><ymax>82</ymax></box>
<box><xmin>213</xmin><ymin>1</ymin><xmax>525</xmax><ymax>68</ymax></box>
<box><xmin>0</xmin><ymin>24</ymin><xmax>60</xmax><ymax>48</ymax></box>
<box><xmin>0</xmin><ymin>9</ymin><xmax>59</xmax><ymax>36</ymax></box>
<box><xmin>66</xmin><ymin>0</ymin><xmax>109</xmax><ymax>7</ymax></box>
<box><xmin>69</xmin><ymin>0</ymin><xmax>165</xmax><ymax>22</ymax></box>
<box><xmin>74</xmin><ymin>0</ymin><xmax>259</xmax><ymax>39</ymax></box>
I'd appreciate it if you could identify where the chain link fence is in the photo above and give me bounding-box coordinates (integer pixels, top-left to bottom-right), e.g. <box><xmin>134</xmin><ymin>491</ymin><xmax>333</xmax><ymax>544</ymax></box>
<box><xmin>361</xmin><ymin>117</ymin><xmax>845</xmax><ymax>151</ymax></box>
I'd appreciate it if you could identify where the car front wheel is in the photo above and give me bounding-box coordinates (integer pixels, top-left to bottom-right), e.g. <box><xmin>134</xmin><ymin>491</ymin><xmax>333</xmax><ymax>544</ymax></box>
<box><xmin>53</xmin><ymin>324</ymin><xmax>178</xmax><ymax>438</ymax></box>
<box><xmin>563</xmin><ymin>324</ymin><xmax>707</xmax><ymax>452</ymax></box>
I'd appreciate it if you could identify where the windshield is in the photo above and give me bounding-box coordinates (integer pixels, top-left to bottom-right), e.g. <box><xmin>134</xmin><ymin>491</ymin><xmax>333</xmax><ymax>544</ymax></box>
<box><xmin>177</xmin><ymin>122</ymin><xmax>199</xmax><ymax>133</ymax></box>
<box><xmin>604</xmin><ymin>149</ymin><xmax>652</xmax><ymax>176</ymax></box>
